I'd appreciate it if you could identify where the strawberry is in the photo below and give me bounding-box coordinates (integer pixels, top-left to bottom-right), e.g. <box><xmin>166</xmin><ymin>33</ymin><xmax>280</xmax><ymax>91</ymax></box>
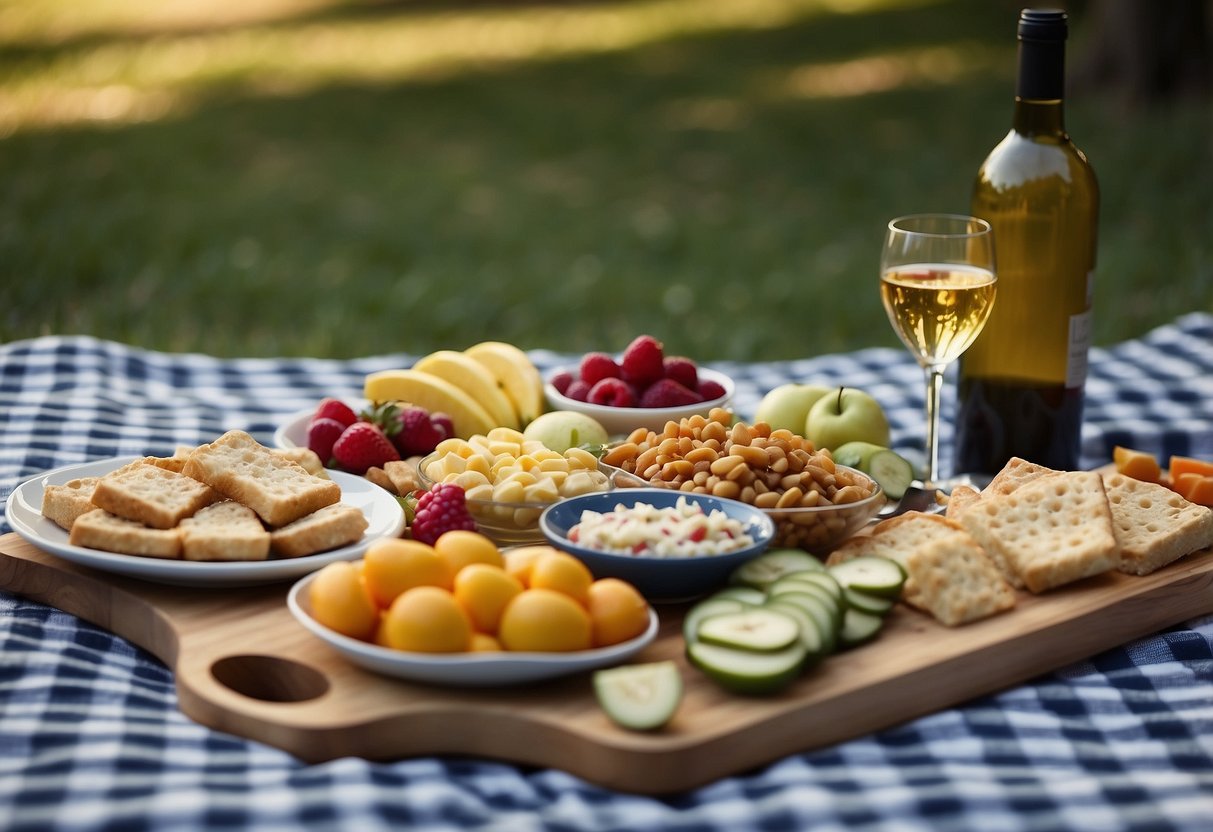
<box><xmin>662</xmin><ymin>356</ymin><xmax>699</xmax><ymax>390</ymax></box>
<box><xmin>394</xmin><ymin>406</ymin><xmax>449</xmax><ymax>457</ymax></box>
<box><xmin>332</xmin><ymin>422</ymin><xmax>400</xmax><ymax>474</ymax></box>
<box><xmin>587</xmin><ymin>378</ymin><xmax>637</xmax><ymax>408</ymax></box>
<box><xmin>306</xmin><ymin>416</ymin><xmax>348</xmax><ymax>465</ymax></box>
<box><xmin>313</xmin><ymin>398</ymin><xmax>358</xmax><ymax>428</ymax></box>
<box><xmin>638</xmin><ymin>378</ymin><xmax>701</xmax><ymax>408</ymax></box>
<box><xmin>696</xmin><ymin>378</ymin><xmax>727</xmax><ymax>401</ymax></box>
<box><xmin>621</xmin><ymin>335</ymin><xmax>665</xmax><ymax>387</ymax></box>
<box><xmin>411</xmin><ymin>483</ymin><xmax>477</xmax><ymax>544</ymax></box>
<box><xmin>579</xmin><ymin>352</ymin><xmax>620</xmax><ymax>386</ymax></box>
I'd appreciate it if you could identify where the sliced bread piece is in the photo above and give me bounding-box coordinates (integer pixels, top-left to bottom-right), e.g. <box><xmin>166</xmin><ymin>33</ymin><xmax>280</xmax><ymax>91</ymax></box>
<box><xmin>68</xmin><ymin>508</ymin><xmax>181</xmax><ymax>558</ymax></box>
<box><xmin>183</xmin><ymin>430</ymin><xmax>340</xmax><ymax>527</ymax></box>
<box><xmin>905</xmin><ymin>535</ymin><xmax>1017</xmax><ymax>626</ymax></box>
<box><xmin>91</xmin><ymin>462</ymin><xmax>221</xmax><ymax>530</ymax></box>
<box><xmin>1103</xmin><ymin>472</ymin><xmax>1213</xmax><ymax>575</ymax></box>
<box><xmin>960</xmin><ymin>471</ymin><xmax>1119</xmax><ymax>593</ymax></box>
<box><xmin>269</xmin><ymin>503</ymin><xmax>368</xmax><ymax>558</ymax></box>
<box><xmin>40</xmin><ymin>476</ymin><xmax>101</xmax><ymax>532</ymax></box>
<box><xmin>179</xmin><ymin>500</ymin><xmax>271</xmax><ymax>562</ymax></box>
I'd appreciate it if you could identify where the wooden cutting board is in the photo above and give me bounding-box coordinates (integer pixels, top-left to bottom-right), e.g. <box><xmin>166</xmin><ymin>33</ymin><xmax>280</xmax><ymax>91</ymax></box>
<box><xmin>1</xmin><ymin>530</ymin><xmax>1211</xmax><ymax>794</ymax></box>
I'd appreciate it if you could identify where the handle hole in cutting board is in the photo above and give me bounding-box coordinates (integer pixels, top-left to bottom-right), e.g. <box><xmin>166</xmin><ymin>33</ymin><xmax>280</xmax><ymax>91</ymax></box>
<box><xmin>211</xmin><ymin>654</ymin><xmax>329</xmax><ymax>703</ymax></box>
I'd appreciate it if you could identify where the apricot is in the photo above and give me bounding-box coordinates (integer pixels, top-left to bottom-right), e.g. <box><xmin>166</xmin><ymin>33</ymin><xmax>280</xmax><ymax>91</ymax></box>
<box><xmin>502</xmin><ymin>544</ymin><xmax>558</xmax><ymax>588</ymax></box>
<box><xmin>382</xmin><ymin>586</ymin><xmax>472</xmax><ymax>653</ymax></box>
<box><xmin>308</xmin><ymin>561</ymin><xmax>379</xmax><ymax>641</ymax></box>
<box><xmin>528</xmin><ymin>550</ymin><xmax>593</xmax><ymax>606</ymax></box>
<box><xmin>469</xmin><ymin>633</ymin><xmax>503</xmax><ymax>652</ymax></box>
<box><xmin>362</xmin><ymin>538</ymin><xmax>451</xmax><ymax>608</ymax></box>
<box><xmin>433</xmin><ymin>530</ymin><xmax>504</xmax><ymax>580</ymax></box>
<box><xmin>586</xmin><ymin>578</ymin><xmax>651</xmax><ymax>647</ymax></box>
<box><xmin>453</xmin><ymin>563</ymin><xmax>523</xmax><ymax>634</ymax></box>
<box><xmin>498</xmin><ymin>589</ymin><xmax>592</xmax><ymax>652</ymax></box>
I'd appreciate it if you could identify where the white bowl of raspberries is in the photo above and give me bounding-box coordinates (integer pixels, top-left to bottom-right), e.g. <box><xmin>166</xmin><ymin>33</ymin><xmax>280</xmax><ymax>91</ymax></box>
<box><xmin>544</xmin><ymin>335</ymin><xmax>734</xmax><ymax>437</ymax></box>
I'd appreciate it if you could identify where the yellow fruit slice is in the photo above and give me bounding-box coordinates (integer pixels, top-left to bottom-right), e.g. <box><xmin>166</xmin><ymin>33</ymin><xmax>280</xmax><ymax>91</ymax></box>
<box><xmin>364</xmin><ymin>369</ymin><xmax>496</xmax><ymax>440</ymax></box>
<box><xmin>464</xmin><ymin>341</ymin><xmax>546</xmax><ymax>428</ymax></box>
<box><xmin>413</xmin><ymin>350</ymin><xmax>520</xmax><ymax>431</ymax></box>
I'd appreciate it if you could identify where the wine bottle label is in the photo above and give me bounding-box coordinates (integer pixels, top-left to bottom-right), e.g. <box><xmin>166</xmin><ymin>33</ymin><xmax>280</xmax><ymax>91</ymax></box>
<box><xmin>1067</xmin><ymin>307</ymin><xmax>1092</xmax><ymax>388</ymax></box>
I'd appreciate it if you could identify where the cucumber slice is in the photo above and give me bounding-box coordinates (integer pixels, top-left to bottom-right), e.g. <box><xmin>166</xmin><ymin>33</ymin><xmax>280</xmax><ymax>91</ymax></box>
<box><xmin>769</xmin><ymin>581</ymin><xmax>843</xmax><ymax>621</ymax></box>
<box><xmin>765</xmin><ymin>591</ymin><xmax>839</xmax><ymax>655</ymax></box>
<box><xmin>864</xmin><ymin>449</ymin><xmax>915</xmax><ymax>500</ymax></box>
<box><xmin>839</xmin><ymin>607</ymin><xmax>885</xmax><ymax>648</ymax></box>
<box><xmin>828</xmin><ymin>556</ymin><xmax>906</xmax><ymax>598</ymax></box>
<box><xmin>683</xmin><ymin>597</ymin><xmax>749</xmax><ymax>643</ymax></box>
<box><xmin>687</xmin><ymin>641</ymin><xmax>806</xmax><ymax>695</ymax></box>
<box><xmin>773</xmin><ymin>571</ymin><xmax>843</xmax><ymax>602</ymax></box>
<box><xmin>593</xmin><ymin>661</ymin><xmax>683</xmax><ymax>731</ymax></box>
<box><xmin>708</xmin><ymin>585</ymin><xmax>767</xmax><ymax>606</ymax></box>
<box><xmin>697</xmin><ymin>609</ymin><xmax>800</xmax><ymax>652</ymax></box>
<box><xmin>761</xmin><ymin>599</ymin><xmax>825</xmax><ymax>661</ymax></box>
<box><xmin>729</xmin><ymin>549</ymin><xmax>825</xmax><ymax>589</ymax></box>
<box><xmin>843</xmin><ymin>587</ymin><xmax>895</xmax><ymax>616</ymax></box>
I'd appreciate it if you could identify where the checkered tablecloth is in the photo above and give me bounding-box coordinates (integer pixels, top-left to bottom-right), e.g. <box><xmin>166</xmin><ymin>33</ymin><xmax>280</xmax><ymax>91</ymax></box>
<box><xmin>2</xmin><ymin>314</ymin><xmax>1212</xmax><ymax>831</ymax></box>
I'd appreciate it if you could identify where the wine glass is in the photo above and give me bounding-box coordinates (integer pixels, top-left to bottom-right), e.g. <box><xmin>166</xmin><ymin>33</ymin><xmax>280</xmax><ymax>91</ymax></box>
<box><xmin>880</xmin><ymin>214</ymin><xmax>996</xmax><ymax>488</ymax></box>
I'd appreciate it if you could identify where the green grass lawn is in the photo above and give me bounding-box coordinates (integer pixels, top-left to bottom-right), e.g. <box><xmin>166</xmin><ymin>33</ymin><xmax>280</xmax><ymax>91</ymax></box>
<box><xmin>2</xmin><ymin>0</ymin><xmax>1209</xmax><ymax>361</ymax></box>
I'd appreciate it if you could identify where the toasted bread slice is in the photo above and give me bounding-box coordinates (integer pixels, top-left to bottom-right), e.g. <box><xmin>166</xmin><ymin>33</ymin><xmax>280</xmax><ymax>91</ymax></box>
<box><xmin>68</xmin><ymin>509</ymin><xmax>181</xmax><ymax>558</ymax></box>
<box><xmin>179</xmin><ymin>500</ymin><xmax>271</xmax><ymax>562</ymax></box>
<box><xmin>960</xmin><ymin>471</ymin><xmax>1119</xmax><ymax>593</ymax></box>
<box><xmin>91</xmin><ymin>462</ymin><xmax>220</xmax><ymax>530</ymax></box>
<box><xmin>269</xmin><ymin>503</ymin><xmax>368</xmax><ymax>558</ymax></box>
<box><xmin>1103</xmin><ymin>473</ymin><xmax>1213</xmax><ymax>575</ymax></box>
<box><xmin>183</xmin><ymin>430</ymin><xmax>340</xmax><ymax>527</ymax></box>
<box><xmin>905</xmin><ymin>534</ymin><xmax>1017</xmax><ymax>626</ymax></box>
<box><xmin>40</xmin><ymin>476</ymin><xmax>101</xmax><ymax>532</ymax></box>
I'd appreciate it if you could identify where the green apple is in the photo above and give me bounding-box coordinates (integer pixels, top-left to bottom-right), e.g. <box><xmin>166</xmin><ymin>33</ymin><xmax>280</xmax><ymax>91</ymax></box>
<box><xmin>522</xmin><ymin>410</ymin><xmax>610</xmax><ymax>453</ymax></box>
<box><xmin>805</xmin><ymin>387</ymin><xmax>890</xmax><ymax>451</ymax></box>
<box><xmin>753</xmin><ymin>383</ymin><xmax>832</xmax><ymax>435</ymax></box>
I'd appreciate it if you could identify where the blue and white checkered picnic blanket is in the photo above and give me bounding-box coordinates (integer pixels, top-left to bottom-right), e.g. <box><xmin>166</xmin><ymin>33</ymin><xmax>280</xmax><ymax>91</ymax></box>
<box><xmin>2</xmin><ymin>313</ymin><xmax>1211</xmax><ymax>831</ymax></box>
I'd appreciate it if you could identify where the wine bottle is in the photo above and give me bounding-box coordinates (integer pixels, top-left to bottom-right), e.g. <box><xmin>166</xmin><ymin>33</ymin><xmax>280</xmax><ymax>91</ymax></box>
<box><xmin>955</xmin><ymin>8</ymin><xmax>1099</xmax><ymax>475</ymax></box>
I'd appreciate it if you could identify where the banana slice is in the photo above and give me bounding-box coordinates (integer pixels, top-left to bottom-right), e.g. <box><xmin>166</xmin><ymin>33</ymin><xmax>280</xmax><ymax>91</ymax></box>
<box><xmin>412</xmin><ymin>350</ymin><xmax>520</xmax><ymax>430</ymax></box>
<box><xmin>363</xmin><ymin>369</ymin><xmax>496</xmax><ymax>439</ymax></box>
<box><xmin>464</xmin><ymin>341</ymin><xmax>546</xmax><ymax>428</ymax></box>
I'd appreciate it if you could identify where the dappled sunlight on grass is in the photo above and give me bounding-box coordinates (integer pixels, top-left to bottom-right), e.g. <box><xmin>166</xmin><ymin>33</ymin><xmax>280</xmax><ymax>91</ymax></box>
<box><xmin>1</xmin><ymin>0</ymin><xmax>932</xmax><ymax>134</ymax></box>
<box><xmin>778</xmin><ymin>42</ymin><xmax>1000</xmax><ymax>99</ymax></box>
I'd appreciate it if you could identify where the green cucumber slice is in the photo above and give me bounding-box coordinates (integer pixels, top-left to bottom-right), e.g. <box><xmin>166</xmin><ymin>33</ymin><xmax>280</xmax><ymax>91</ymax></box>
<box><xmin>773</xmin><ymin>571</ymin><xmax>843</xmax><ymax>602</ymax></box>
<box><xmin>696</xmin><ymin>609</ymin><xmax>800</xmax><ymax>652</ymax></box>
<box><xmin>839</xmin><ymin>607</ymin><xmax>885</xmax><ymax>648</ymax></box>
<box><xmin>683</xmin><ymin>597</ymin><xmax>749</xmax><ymax>643</ymax></box>
<box><xmin>843</xmin><ymin>587</ymin><xmax>895</xmax><ymax>616</ymax></box>
<box><xmin>593</xmin><ymin>661</ymin><xmax>683</xmax><ymax>731</ymax></box>
<box><xmin>765</xmin><ymin>591</ymin><xmax>839</xmax><ymax>655</ymax></box>
<box><xmin>687</xmin><ymin>641</ymin><xmax>806</xmax><ymax>695</ymax></box>
<box><xmin>828</xmin><ymin>556</ymin><xmax>906</xmax><ymax>598</ymax></box>
<box><xmin>708</xmin><ymin>585</ymin><xmax>767</xmax><ymax>606</ymax></box>
<box><xmin>729</xmin><ymin>549</ymin><xmax>825</xmax><ymax>589</ymax></box>
<box><xmin>864</xmin><ymin>449</ymin><xmax>915</xmax><ymax>500</ymax></box>
<box><xmin>761</xmin><ymin>599</ymin><xmax>825</xmax><ymax>661</ymax></box>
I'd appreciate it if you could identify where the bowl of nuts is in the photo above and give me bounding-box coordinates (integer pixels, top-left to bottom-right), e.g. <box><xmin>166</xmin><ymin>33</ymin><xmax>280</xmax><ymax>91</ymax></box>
<box><xmin>600</xmin><ymin>408</ymin><xmax>886</xmax><ymax>554</ymax></box>
<box><xmin>416</xmin><ymin>428</ymin><xmax>616</xmax><ymax>546</ymax></box>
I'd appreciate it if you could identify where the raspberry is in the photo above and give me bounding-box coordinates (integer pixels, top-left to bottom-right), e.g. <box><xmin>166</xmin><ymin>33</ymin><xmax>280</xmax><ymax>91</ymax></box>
<box><xmin>579</xmin><ymin>352</ymin><xmax>620</xmax><ymax>386</ymax></box>
<box><xmin>587</xmin><ymin>377</ymin><xmax>637</xmax><ymax>408</ymax></box>
<box><xmin>306</xmin><ymin>416</ymin><xmax>347</xmax><ymax>465</ymax></box>
<box><xmin>696</xmin><ymin>378</ymin><xmax>727</xmax><ymax>401</ymax></box>
<box><xmin>564</xmin><ymin>379</ymin><xmax>593</xmax><ymax>402</ymax></box>
<box><xmin>393</xmin><ymin>406</ymin><xmax>447</xmax><ymax>457</ymax></box>
<box><xmin>549</xmin><ymin>370</ymin><xmax>575</xmax><ymax>395</ymax></box>
<box><xmin>638</xmin><ymin>378</ymin><xmax>702</xmax><ymax>408</ymax></box>
<box><xmin>662</xmin><ymin>356</ymin><xmax>699</xmax><ymax>390</ymax></box>
<box><xmin>621</xmin><ymin>335</ymin><xmax>665</xmax><ymax>387</ymax></box>
<box><xmin>313</xmin><ymin>398</ymin><xmax>358</xmax><ymax>428</ymax></box>
<box><xmin>411</xmin><ymin>483</ymin><xmax>477</xmax><ymax>545</ymax></box>
<box><xmin>332</xmin><ymin>422</ymin><xmax>400</xmax><ymax>474</ymax></box>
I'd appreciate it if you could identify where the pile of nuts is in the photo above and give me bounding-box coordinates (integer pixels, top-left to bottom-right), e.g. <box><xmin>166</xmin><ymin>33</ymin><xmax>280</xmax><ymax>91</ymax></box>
<box><xmin>601</xmin><ymin>408</ymin><xmax>881</xmax><ymax>551</ymax></box>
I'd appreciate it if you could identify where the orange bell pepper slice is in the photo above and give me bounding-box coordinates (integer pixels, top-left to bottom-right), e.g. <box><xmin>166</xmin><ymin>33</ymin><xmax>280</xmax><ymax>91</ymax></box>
<box><xmin>1113</xmin><ymin>446</ymin><xmax>1161</xmax><ymax>483</ymax></box>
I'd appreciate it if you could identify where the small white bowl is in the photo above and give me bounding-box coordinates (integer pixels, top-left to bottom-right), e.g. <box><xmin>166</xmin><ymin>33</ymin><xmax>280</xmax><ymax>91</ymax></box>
<box><xmin>543</xmin><ymin>366</ymin><xmax>734</xmax><ymax>437</ymax></box>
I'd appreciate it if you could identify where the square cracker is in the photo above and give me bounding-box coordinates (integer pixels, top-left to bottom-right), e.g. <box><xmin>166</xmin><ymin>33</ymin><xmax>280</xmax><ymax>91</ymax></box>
<box><xmin>40</xmin><ymin>477</ymin><xmax>101</xmax><ymax>532</ymax></box>
<box><xmin>179</xmin><ymin>500</ymin><xmax>271</xmax><ymax>562</ymax></box>
<box><xmin>91</xmin><ymin>462</ymin><xmax>220</xmax><ymax>530</ymax></box>
<box><xmin>1103</xmin><ymin>473</ymin><xmax>1213</xmax><ymax>575</ymax></box>
<box><xmin>905</xmin><ymin>535</ymin><xmax>1017</xmax><ymax>627</ymax></box>
<box><xmin>960</xmin><ymin>471</ymin><xmax>1120</xmax><ymax>593</ymax></box>
<box><xmin>985</xmin><ymin>457</ymin><xmax>1058</xmax><ymax>498</ymax></box>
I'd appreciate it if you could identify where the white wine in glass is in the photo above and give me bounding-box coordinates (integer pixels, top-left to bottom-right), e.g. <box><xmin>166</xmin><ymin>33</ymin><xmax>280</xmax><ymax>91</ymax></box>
<box><xmin>880</xmin><ymin>215</ymin><xmax>996</xmax><ymax>488</ymax></box>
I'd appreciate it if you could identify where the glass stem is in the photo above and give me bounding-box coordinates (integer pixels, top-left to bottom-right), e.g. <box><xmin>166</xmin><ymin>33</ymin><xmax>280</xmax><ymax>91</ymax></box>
<box><xmin>923</xmin><ymin>364</ymin><xmax>946</xmax><ymax>487</ymax></box>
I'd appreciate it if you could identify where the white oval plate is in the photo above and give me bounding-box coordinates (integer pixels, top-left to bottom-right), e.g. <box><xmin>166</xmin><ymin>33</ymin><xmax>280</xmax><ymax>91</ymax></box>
<box><xmin>288</xmin><ymin>571</ymin><xmax>659</xmax><ymax>687</ymax></box>
<box><xmin>273</xmin><ymin>398</ymin><xmax>368</xmax><ymax>450</ymax></box>
<box><xmin>5</xmin><ymin>457</ymin><xmax>405</xmax><ymax>587</ymax></box>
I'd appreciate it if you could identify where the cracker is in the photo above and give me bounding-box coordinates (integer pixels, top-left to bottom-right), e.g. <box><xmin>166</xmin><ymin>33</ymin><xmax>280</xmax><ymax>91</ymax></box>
<box><xmin>269</xmin><ymin>503</ymin><xmax>368</xmax><ymax>558</ymax></box>
<box><xmin>91</xmin><ymin>462</ymin><xmax>220</xmax><ymax>530</ymax></box>
<box><xmin>1103</xmin><ymin>472</ymin><xmax>1213</xmax><ymax>575</ymax></box>
<box><xmin>905</xmin><ymin>535</ymin><xmax>1017</xmax><ymax>626</ymax></box>
<box><xmin>383</xmin><ymin>460</ymin><xmax>422</xmax><ymax>495</ymax></box>
<box><xmin>944</xmin><ymin>484</ymin><xmax>982</xmax><ymax>521</ymax></box>
<box><xmin>985</xmin><ymin>457</ymin><xmax>1057</xmax><ymax>498</ymax></box>
<box><xmin>68</xmin><ymin>509</ymin><xmax>182</xmax><ymax>559</ymax></box>
<box><xmin>40</xmin><ymin>476</ymin><xmax>101</xmax><ymax>532</ymax></box>
<box><xmin>960</xmin><ymin>471</ymin><xmax>1119</xmax><ymax>593</ymax></box>
<box><xmin>179</xmin><ymin>500</ymin><xmax>271</xmax><ymax>562</ymax></box>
